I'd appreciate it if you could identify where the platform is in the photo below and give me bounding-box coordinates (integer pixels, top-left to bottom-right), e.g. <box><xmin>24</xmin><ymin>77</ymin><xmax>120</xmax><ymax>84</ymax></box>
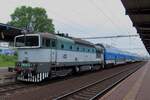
<box><xmin>100</xmin><ymin>61</ymin><xmax>150</xmax><ymax>100</ymax></box>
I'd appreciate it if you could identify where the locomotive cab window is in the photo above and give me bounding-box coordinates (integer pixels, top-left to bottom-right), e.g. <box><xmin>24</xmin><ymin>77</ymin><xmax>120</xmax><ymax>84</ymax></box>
<box><xmin>15</xmin><ymin>35</ymin><xmax>39</xmax><ymax>47</ymax></box>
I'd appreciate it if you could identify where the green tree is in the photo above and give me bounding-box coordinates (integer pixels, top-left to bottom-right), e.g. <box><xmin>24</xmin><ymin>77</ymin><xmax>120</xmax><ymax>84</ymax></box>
<box><xmin>8</xmin><ymin>6</ymin><xmax>55</xmax><ymax>33</ymax></box>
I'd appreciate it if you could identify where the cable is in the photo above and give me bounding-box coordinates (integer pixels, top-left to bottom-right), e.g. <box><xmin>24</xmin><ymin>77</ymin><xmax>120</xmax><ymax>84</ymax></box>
<box><xmin>47</xmin><ymin>9</ymin><xmax>89</xmax><ymax>34</ymax></box>
<box><xmin>88</xmin><ymin>0</ymin><xmax>122</xmax><ymax>35</ymax></box>
<box><xmin>97</xmin><ymin>0</ymin><xmax>133</xmax><ymax>35</ymax></box>
<box><xmin>79</xmin><ymin>34</ymin><xmax>139</xmax><ymax>39</ymax></box>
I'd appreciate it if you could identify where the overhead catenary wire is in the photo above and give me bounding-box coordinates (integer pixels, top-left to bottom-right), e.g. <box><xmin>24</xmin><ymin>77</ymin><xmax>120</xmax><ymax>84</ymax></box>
<box><xmin>96</xmin><ymin>0</ymin><xmax>133</xmax><ymax>35</ymax></box>
<box><xmin>47</xmin><ymin>9</ymin><xmax>89</xmax><ymax>34</ymax></box>
<box><xmin>79</xmin><ymin>34</ymin><xmax>139</xmax><ymax>39</ymax></box>
<box><xmin>87</xmin><ymin>0</ymin><xmax>145</xmax><ymax>52</ymax></box>
<box><xmin>88</xmin><ymin>0</ymin><xmax>123</xmax><ymax>35</ymax></box>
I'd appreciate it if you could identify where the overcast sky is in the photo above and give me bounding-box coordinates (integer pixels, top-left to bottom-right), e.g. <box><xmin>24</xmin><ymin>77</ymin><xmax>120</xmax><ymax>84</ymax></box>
<box><xmin>0</xmin><ymin>0</ymin><xmax>149</xmax><ymax>56</ymax></box>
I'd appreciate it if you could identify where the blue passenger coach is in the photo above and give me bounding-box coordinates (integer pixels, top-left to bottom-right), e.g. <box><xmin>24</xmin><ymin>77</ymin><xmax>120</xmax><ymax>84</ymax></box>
<box><xmin>96</xmin><ymin>44</ymin><xmax>141</xmax><ymax>66</ymax></box>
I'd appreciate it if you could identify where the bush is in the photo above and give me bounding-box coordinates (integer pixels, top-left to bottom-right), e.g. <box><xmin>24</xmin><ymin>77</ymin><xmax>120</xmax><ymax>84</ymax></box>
<box><xmin>0</xmin><ymin>55</ymin><xmax>17</xmax><ymax>67</ymax></box>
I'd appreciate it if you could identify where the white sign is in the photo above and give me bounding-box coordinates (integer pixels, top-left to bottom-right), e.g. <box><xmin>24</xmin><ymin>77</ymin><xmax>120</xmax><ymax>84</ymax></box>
<box><xmin>0</xmin><ymin>42</ymin><xmax>9</xmax><ymax>47</ymax></box>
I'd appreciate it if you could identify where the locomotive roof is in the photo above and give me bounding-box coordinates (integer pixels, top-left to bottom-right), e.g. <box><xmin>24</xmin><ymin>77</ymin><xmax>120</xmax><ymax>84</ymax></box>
<box><xmin>40</xmin><ymin>33</ymin><xmax>95</xmax><ymax>47</ymax></box>
<box><xmin>18</xmin><ymin>33</ymin><xmax>95</xmax><ymax>47</ymax></box>
<box><xmin>71</xmin><ymin>37</ymin><xmax>95</xmax><ymax>47</ymax></box>
<box><xmin>39</xmin><ymin>33</ymin><xmax>57</xmax><ymax>39</ymax></box>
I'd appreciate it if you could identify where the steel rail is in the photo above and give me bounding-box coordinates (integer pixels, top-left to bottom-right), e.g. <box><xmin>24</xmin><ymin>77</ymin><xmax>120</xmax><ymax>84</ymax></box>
<box><xmin>90</xmin><ymin>62</ymin><xmax>145</xmax><ymax>100</ymax></box>
<box><xmin>53</xmin><ymin>62</ymin><xmax>145</xmax><ymax>100</ymax></box>
<box><xmin>79</xmin><ymin>35</ymin><xmax>139</xmax><ymax>39</ymax></box>
<box><xmin>0</xmin><ymin>82</ymin><xmax>35</xmax><ymax>96</ymax></box>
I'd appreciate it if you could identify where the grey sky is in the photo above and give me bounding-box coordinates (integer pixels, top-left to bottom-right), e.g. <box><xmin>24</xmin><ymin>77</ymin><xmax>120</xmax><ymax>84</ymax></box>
<box><xmin>0</xmin><ymin>0</ymin><xmax>149</xmax><ymax>56</ymax></box>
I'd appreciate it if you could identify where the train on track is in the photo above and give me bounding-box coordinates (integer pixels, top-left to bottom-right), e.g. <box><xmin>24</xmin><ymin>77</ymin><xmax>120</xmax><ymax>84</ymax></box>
<box><xmin>14</xmin><ymin>33</ymin><xmax>142</xmax><ymax>82</ymax></box>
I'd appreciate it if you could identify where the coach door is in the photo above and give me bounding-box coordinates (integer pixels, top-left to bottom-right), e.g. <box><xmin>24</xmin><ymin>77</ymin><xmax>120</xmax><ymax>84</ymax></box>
<box><xmin>51</xmin><ymin>39</ymin><xmax>57</xmax><ymax>64</ymax></box>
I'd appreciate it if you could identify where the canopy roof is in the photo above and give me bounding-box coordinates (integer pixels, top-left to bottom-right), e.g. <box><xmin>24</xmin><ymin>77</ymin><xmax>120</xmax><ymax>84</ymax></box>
<box><xmin>121</xmin><ymin>0</ymin><xmax>150</xmax><ymax>53</ymax></box>
<box><xmin>0</xmin><ymin>23</ymin><xmax>23</xmax><ymax>42</ymax></box>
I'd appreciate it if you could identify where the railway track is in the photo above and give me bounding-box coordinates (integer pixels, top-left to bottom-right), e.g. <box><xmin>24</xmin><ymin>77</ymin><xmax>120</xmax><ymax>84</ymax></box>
<box><xmin>0</xmin><ymin>82</ymin><xmax>35</xmax><ymax>96</ymax></box>
<box><xmin>54</xmin><ymin>62</ymin><xmax>145</xmax><ymax>100</ymax></box>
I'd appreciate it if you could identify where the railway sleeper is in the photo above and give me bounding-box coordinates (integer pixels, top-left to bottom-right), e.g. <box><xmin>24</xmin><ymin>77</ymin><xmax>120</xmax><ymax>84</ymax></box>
<box><xmin>72</xmin><ymin>94</ymin><xmax>91</xmax><ymax>100</ymax></box>
<box><xmin>76</xmin><ymin>93</ymin><xmax>96</xmax><ymax>99</ymax></box>
<box><xmin>81</xmin><ymin>90</ymin><xmax>98</xmax><ymax>95</ymax></box>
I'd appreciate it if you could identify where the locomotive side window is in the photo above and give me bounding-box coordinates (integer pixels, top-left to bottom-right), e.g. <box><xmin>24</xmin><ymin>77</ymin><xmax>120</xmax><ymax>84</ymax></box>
<box><xmin>70</xmin><ymin>46</ymin><xmax>72</xmax><ymax>50</ymax></box>
<box><xmin>51</xmin><ymin>40</ymin><xmax>56</xmax><ymax>48</ymax></box>
<box><xmin>46</xmin><ymin>39</ymin><xmax>50</xmax><ymax>47</ymax></box>
<box><xmin>61</xmin><ymin>44</ymin><xmax>64</xmax><ymax>49</ymax></box>
<box><xmin>42</xmin><ymin>38</ymin><xmax>51</xmax><ymax>47</ymax></box>
<box><xmin>77</xmin><ymin>47</ymin><xmax>79</xmax><ymax>51</ymax></box>
<box><xmin>92</xmin><ymin>49</ymin><xmax>95</xmax><ymax>52</ymax></box>
<box><xmin>83</xmin><ymin>48</ymin><xmax>85</xmax><ymax>52</ymax></box>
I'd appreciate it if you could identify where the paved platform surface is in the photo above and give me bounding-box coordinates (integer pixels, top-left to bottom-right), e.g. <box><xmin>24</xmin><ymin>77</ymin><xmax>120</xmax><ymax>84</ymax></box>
<box><xmin>100</xmin><ymin>61</ymin><xmax>150</xmax><ymax>100</ymax></box>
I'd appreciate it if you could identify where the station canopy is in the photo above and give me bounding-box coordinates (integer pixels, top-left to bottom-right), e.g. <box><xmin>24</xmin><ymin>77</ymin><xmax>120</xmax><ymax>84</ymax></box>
<box><xmin>0</xmin><ymin>23</ymin><xmax>23</xmax><ymax>42</ymax></box>
<box><xmin>121</xmin><ymin>0</ymin><xmax>150</xmax><ymax>54</ymax></box>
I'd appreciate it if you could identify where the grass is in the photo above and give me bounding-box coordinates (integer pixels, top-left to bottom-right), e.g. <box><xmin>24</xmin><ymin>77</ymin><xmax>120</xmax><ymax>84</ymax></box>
<box><xmin>0</xmin><ymin>55</ymin><xmax>17</xmax><ymax>67</ymax></box>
